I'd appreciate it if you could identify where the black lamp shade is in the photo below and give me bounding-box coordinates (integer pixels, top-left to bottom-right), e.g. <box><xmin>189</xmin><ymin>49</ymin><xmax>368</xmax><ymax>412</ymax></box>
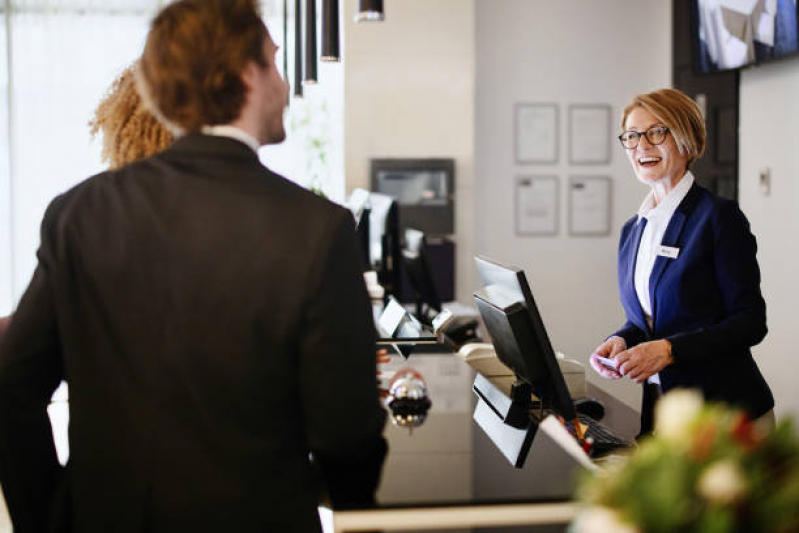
<box><xmin>321</xmin><ymin>0</ymin><xmax>340</xmax><ymax>62</ymax></box>
<box><xmin>355</xmin><ymin>0</ymin><xmax>384</xmax><ymax>22</ymax></box>
<box><xmin>304</xmin><ymin>0</ymin><xmax>318</xmax><ymax>84</ymax></box>
<box><xmin>294</xmin><ymin>0</ymin><xmax>303</xmax><ymax>96</ymax></box>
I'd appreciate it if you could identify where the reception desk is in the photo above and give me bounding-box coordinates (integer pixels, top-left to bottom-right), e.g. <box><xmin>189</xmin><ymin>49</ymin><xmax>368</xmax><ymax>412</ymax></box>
<box><xmin>326</xmin><ymin>347</ymin><xmax>637</xmax><ymax>533</ymax></box>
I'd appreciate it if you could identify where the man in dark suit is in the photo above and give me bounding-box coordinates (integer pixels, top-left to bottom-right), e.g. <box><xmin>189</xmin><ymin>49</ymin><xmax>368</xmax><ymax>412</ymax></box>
<box><xmin>0</xmin><ymin>0</ymin><xmax>386</xmax><ymax>531</ymax></box>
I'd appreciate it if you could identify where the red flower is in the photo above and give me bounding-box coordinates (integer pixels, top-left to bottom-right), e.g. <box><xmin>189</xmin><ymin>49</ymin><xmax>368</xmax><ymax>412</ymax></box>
<box><xmin>730</xmin><ymin>413</ymin><xmax>760</xmax><ymax>451</ymax></box>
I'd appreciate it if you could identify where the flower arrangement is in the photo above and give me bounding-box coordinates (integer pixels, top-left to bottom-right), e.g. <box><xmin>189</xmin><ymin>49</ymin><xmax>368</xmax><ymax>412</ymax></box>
<box><xmin>573</xmin><ymin>390</ymin><xmax>799</xmax><ymax>533</ymax></box>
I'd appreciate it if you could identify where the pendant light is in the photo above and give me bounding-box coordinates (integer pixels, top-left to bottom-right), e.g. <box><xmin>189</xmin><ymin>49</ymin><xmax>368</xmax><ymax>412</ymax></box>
<box><xmin>293</xmin><ymin>0</ymin><xmax>303</xmax><ymax>97</ymax></box>
<box><xmin>321</xmin><ymin>0</ymin><xmax>340</xmax><ymax>62</ymax></box>
<box><xmin>303</xmin><ymin>0</ymin><xmax>318</xmax><ymax>84</ymax></box>
<box><xmin>355</xmin><ymin>0</ymin><xmax>384</xmax><ymax>22</ymax></box>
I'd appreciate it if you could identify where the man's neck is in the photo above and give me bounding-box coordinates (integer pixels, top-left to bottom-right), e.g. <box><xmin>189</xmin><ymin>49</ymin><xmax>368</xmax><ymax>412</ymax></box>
<box><xmin>200</xmin><ymin>124</ymin><xmax>260</xmax><ymax>153</ymax></box>
<box><xmin>229</xmin><ymin>115</ymin><xmax>264</xmax><ymax>146</ymax></box>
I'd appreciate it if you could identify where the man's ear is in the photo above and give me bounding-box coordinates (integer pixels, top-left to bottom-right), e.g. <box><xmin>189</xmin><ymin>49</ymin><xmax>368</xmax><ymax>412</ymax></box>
<box><xmin>240</xmin><ymin>60</ymin><xmax>259</xmax><ymax>92</ymax></box>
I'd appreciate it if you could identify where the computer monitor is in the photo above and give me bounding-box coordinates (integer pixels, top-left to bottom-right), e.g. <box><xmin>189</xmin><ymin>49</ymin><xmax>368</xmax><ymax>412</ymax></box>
<box><xmin>473</xmin><ymin>255</ymin><xmax>576</xmax><ymax>423</ymax></box>
<box><xmin>346</xmin><ymin>189</ymin><xmax>402</xmax><ymax>299</ymax></box>
<box><xmin>347</xmin><ymin>188</ymin><xmax>371</xmax><ymax>271</ymax></box>
<box><xmin>401</xmin><ymin>228</ymin><xmax>442</xmax><ymax>325</ymax></box>
<box><xmin>370</xmin><ymin>158</ymin><xmax>454</xmax><ymax>236</ymax></box>
<box><xmin>354</xmin><ymin>208</ymin><xmax>371</xmax><ymax>272</ymax></box>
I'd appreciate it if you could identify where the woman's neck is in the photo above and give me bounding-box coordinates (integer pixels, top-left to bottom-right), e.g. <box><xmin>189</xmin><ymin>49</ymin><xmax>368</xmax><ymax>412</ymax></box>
<box><xmin>651</xmin><ymin>171</ymin><xmax>686</xmax><ymax>206</ymax></box>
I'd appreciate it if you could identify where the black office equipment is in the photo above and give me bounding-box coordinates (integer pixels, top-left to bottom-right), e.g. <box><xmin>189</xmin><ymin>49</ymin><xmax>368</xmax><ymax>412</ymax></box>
<box><xmin>401</xmin><ymin>228</ymin><xmax>442</xmax><ymax>325</ymax></box>
<box><xmin>354</xmin><ymin>206</ymin><xmax>371</xmax><ymax>271</ymax></box>
<box><xmin>472</xmin><ymin>256</ymin><xmax>631</xmax><ymax>467</ymax></box>
<box><xmin>371</xmin><ymin>158</ymin><xmax>454</xmax><ymax>236</ymax></box>
<box><xmin>578</xmin><ymin>414</ymin><xmax>630</xmax><ymax>457</ymax></box>
<box><xmin>369</xmin><ymin>194</ymin><xmax>401</xmax><ymax>300</ymax></box>
<box><xmin>347</xmin><ymin>189</ymin><xmax>402</xmax><ymax>299</ymax></box>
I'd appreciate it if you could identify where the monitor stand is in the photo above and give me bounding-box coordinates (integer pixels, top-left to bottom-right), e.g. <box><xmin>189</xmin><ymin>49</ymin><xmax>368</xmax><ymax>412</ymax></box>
<box><xmin>472</xmin><ymin>373</ymin><xmax>541</xmax><ymax>468</ymax></box>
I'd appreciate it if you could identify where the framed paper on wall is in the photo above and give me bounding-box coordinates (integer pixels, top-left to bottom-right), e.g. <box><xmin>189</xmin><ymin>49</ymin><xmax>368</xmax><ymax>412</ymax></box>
<box><xmin>568</xmin><ymin>176</ymin><xmax>611</xmax><ymax>236</ymax></box>
<box><xmin>516</xmin><ymin>175</ymin><xmax>558</xmax><ymax>236</ymax></box>
<box><xmin>569</xmin><ymin>104</ymin><xmax>611</xmax><ymax>165</ymax></box>
<box><xmin>515</xmin><ymin>104</ymin><xmax>558</xmax><ymax>164</ymax></box>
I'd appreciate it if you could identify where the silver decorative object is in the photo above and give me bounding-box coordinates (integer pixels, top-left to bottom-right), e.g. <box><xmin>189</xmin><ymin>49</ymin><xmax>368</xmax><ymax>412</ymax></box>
<box><xmin>387</xmin><ymin>369</ymin><xmax>432</xmax><ymax>430</ymax></box>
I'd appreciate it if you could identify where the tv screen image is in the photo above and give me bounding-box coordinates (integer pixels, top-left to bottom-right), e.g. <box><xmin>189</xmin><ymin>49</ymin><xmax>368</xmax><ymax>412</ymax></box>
<box><xmin>695</xmin><ymin>0</ymin><xmax>798</xmax><ymax>73</ymax></box>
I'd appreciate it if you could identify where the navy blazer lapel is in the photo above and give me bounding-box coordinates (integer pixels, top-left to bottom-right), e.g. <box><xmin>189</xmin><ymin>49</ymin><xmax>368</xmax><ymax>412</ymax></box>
<box><xmin>621</xmin><ymin>218</ymin><xmax>649</xmax><ymax>332</ymax></box>
<box><xmin>648</xmin><ymin>183</ymin><xmax>701</xmax><ymax>327</ymax></box>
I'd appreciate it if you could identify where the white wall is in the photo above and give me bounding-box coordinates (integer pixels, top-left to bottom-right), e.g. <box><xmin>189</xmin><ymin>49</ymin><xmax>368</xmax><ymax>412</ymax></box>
<box><xmin>0</xmin><ymin>20</ymin><xmax>10</xmax><ymax>317</ymax></box>
<box><xmin>739</xmin><ymin>59</ymin><xmax>799</xmax><ymax>421</ymax></box>
<box><xmin>474</xmin><ymin>0</ymin><xmax>672</xmax><ymax>409</ymax></box>
<box><xmin>343</xmin><ymin>0</ymin><xmax>477</xmax><ymax>303</ymax></box>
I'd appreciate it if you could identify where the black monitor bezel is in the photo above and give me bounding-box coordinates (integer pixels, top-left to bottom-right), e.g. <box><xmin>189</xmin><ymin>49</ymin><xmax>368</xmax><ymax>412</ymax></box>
<box><xmin>402</xmin><ymin>228</ymin><xmax>443</xmax><ymax>322</ymax></box>
<box><xmin>473</xmin><ymin>255</ymin><xmax>576</xmax><ymax>422</ymax></box>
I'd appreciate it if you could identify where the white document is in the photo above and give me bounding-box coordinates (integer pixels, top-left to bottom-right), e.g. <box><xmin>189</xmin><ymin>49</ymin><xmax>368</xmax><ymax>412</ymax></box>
<box><xmin>569</xmin><ymin>177</ymin><xmax>611</xmax><ymax>235</ymax></box>
<box><xmin>569</xmin><ymin>105</ymin><xmax>610</xmax><ymax>164</ymax></box>
<box><xmin>516</xmin><ymin>176</ymin><xmax>558</xmax><ymax>235</ymax></box>
<box><xmin>516</xmin><ymin>104</ymin><xmax>558</xmax><ymax>163</ymax></box>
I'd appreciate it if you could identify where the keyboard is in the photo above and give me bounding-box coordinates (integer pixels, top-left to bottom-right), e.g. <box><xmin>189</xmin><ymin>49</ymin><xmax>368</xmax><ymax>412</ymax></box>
<box><xmin>577</xmin><ymin>413</ymin><xmax>635</xmax><ymax>457</ymax></box>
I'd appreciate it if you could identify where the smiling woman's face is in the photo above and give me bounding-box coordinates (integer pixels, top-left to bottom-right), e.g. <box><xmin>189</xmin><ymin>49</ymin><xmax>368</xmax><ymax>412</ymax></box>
<box><xmin>624</xmin><ymin>106</ymin><xmax>689</xmax><ymax>188</ymax></box>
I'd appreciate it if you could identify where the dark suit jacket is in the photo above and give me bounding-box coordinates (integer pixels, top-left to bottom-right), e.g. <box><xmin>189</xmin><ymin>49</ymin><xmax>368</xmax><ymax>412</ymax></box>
<box><xmin>0</xmin><ymin>134</ymin><xmax>387</xmax><ymax>533</ymax></box>
<box><xmin>614</xmin><ymin>182</ymin><xmax>774</xmax><ymax>429</ymax></box>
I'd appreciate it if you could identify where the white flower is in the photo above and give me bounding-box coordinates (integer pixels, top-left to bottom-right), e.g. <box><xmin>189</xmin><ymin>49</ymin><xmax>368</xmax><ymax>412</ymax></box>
<box><xmin>698</xmin><ymin>460</ymin><xmax>747</xmax><ymax>504</ymax></box>
<box><xmin>655</xmin><ymin>389</ymin><xmax>704</xmax><ymax>443</ymax></box>
<box><xmin>572</xmin><ymin>506</ymin><xmax>639</xmax><ymax>533</ymax></box>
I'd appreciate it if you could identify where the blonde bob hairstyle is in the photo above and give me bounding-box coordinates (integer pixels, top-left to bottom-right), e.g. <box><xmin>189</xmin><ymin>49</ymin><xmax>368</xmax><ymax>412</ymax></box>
<box><xmin>620</xmin><ymin>88</ymin><xmax>706</xmax><ymax>170</ymax></box>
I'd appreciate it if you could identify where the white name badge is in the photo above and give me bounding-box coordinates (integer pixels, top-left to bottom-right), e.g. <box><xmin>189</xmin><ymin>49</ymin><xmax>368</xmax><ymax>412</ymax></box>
<box><xmin>657</xmin><ymin>245</ymin><xmax>680</xmax><ymax>259</ymax></box>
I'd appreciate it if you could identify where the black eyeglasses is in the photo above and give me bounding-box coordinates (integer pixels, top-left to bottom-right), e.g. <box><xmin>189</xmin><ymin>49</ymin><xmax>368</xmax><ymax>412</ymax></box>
<box><xmin>618</xmin><ymin>126</ymin><xmax>670</xmax><ymax>149</ymax></box>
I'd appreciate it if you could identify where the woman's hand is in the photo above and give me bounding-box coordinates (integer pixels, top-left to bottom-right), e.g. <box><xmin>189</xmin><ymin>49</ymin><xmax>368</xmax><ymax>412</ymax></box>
<box><xmin>615</xmin><ymin>339</ymin><xmax>673</xmax><ymax>383</ymax></box>
<box><xmin>589</xmin><ymin>336</ymin><xmax>627</xmax><ymax>380</ymax></box>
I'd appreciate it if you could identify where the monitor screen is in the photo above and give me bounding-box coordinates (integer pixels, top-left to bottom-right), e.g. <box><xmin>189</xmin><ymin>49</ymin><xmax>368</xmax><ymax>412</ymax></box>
<box><xmin>695</xmin><ymin>0</ymin><xmax>798</xmax><ymax>73</ymax></box>
<box><xmin>371</xmin><ymin>159</ymin><xmax>455</xmax><ymax>236</ymax></box>
<box><xmin>374</xmin><ymin>169</ymin><xmax>450</xmax><ymax>207</ymax></box>
<box><xmin>472</xmin><ymin>255</ymin><xmax>576</xmax><ymax>421</ymax></box>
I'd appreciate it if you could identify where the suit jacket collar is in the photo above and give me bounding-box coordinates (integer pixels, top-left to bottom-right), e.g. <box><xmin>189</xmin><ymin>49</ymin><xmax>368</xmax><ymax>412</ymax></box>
<box><xmin>167</xmin><ymin>133</ymin><xmax>262</xmax><ymax>163</ymax></box>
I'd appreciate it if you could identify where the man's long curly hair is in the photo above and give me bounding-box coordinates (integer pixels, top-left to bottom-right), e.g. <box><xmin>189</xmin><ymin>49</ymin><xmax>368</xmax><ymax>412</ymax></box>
<box><xmin>89</xmin><ymin>62</ymin><xmax>173</xmax><ymax>169</ymax></box>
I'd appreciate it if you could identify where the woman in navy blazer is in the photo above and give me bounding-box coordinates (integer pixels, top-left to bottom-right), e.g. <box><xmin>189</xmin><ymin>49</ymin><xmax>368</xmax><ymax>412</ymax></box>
<box><xmin>589</xmin><ymin>88</ymin><xmax>774</xmax><ymax>436</ymax></box>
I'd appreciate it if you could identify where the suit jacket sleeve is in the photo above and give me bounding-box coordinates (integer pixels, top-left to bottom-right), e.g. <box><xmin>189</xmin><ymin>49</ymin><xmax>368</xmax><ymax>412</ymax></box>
<box><xmin>613</xmin><ymin>320</ymin><xmax>648</xmax><ymax>348</ymax></box>
<box><xmin>666</xmin><ymin>201</ymin><xmax>767</xmax><ymax>365</ymax></box>
<box><xmin>0</xmin><ymin>199</ymin><xmax>66</xmax><ymax>532</ymax></box>
<box><xmin>296</xmin><ymin>207</ymin><xmax>387</xmax><ymax>509</ymax></box>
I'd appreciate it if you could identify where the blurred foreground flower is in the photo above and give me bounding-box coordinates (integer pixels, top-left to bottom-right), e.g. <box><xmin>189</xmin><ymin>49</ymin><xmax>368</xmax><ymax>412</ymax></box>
<box><xmin>654</xmin><ymin>389</ymin><xmax>703</xmax><ymax>444</ymax></box>
<box><xmin>573</xmin><ymin>390</ymin><xmax>799</xmax><ymax>533</ymax></box>
<box><xmin>572</xmin><ymin>506</ymin><xmax>639</xmax><ymax>533</ymax></box>
<box><xmin>697</xmin><ymin>460</ymin><xmax>746</xmax><ymax>504</ymax></box>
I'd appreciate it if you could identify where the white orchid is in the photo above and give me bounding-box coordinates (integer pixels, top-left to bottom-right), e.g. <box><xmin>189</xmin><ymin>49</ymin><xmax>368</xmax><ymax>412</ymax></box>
<box><xmin>655</xmin><ymin>389</ymin><xmax>704</xmax><ymax>443</ymax></box>
<box><xmin>698</xmin><ymin>460</ymin><xmax>747</xmax><ymax>504</ymax></box>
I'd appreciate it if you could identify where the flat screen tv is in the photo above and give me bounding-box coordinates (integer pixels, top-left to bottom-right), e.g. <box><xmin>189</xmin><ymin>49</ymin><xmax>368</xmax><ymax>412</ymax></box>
<box><xmin>694</xmin><ymin>0</ymin><xmax>798</xmax><ymax>73</ymax></box>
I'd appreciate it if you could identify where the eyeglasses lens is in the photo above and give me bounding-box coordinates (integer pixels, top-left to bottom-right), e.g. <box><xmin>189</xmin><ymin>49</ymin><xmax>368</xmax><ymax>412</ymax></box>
<box><xmin>620</xmin><ymin>127</ymin><xmax>667</xmax><ymax>149</ymax></box>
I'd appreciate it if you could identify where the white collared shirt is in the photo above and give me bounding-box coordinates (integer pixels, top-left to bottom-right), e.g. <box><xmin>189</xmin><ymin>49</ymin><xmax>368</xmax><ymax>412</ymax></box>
<box><xmin>200</xmin><ymin>125</ymin><xmax>260</xmax><ymax>153</ymax></box>
<box><xmin>634</xmin><ymin>171</ymin><xmax>694</xmax><ymax>385</ymax></box>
